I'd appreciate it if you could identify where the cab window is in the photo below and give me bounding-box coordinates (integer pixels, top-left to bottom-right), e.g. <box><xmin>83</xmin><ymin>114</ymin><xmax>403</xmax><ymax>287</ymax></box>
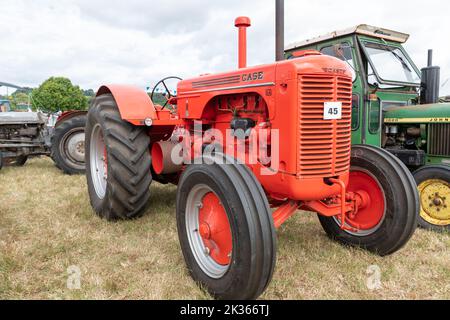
<box><xmin>351</xmin><ymin>94</ymin><xmax>360</xmax><ymax>130</ymax></box>
<box><xmin>320</xmin><ymin>43</ymin><xmax>356</xmax><ymax>81</ymax></box>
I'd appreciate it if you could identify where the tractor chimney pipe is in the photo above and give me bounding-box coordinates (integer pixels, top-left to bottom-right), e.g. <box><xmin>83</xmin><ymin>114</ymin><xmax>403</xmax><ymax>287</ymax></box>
<box><xmin>235</xmin><ymin>16</ymin><xmax>251</xmax><ymax>69</ymax></box>
<box><xmin>427</xmin><ymin>49</ymin><xmax>433</xmax><ymax>67</ymax></box>
<box><xmin>275</xmin><ymin>0</ymin><xmax>284</xmax><ymax>61</ymax></box>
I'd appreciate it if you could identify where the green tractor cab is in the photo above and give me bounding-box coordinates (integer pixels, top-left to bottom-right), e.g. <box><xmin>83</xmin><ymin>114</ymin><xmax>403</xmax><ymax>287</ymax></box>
<box><xmin>286</xmin><ymin>24</ymin><xmax>450</xmax><ymax>231</ymax></box>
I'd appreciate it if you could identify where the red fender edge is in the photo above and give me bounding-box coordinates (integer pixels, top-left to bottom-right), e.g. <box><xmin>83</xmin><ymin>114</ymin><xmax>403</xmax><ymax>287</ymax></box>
<box><xmin>97</xmin><ymin>85</ymin><xmax>158</xmax><ymax>126</ymax></box>
<box><xmin>55</xmin><ymin>110</ymin><xmax>87</xmax><ymax>127</ymax></box>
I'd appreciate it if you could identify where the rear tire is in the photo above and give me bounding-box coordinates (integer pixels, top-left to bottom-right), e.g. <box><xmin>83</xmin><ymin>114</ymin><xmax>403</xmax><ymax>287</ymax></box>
<box><xmin>85</xmin><ymin>94</ymin><xmax>152</xmax><ymax>220</ymax></box>
<box><xmin>51</xmin><ymin>115</ymin><xmax>86</xmax><ymax>174</ymax></box>
<box><xmin>413</xmin><ymin>165</ymin><xmax>450</xmax><ymax>231</ymax></box>
<box><xmin>318</xmin><ymin>145</ymin><xmax>419</xmax><ymax>256</ymax></box>
<box><xmin>176</xmin><ymin>154</ymin><xmax>277</xmax><ymax>300</ymax></box>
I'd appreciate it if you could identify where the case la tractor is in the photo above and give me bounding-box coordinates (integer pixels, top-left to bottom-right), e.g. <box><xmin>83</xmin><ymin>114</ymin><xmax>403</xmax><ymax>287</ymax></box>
<box><xmin>0</xmin><ymin>81</ymin><xmax>86</xmax><ymax>174</ymax></box>
<box><xmin>85</xmin><ymin>0</ymin><xmax>419</xmax><ymax>299</ymax></box>
<box><xmin>285</xmin><ymin>25</ymin><xmax>450</xmax><ymax>231</ymax></box>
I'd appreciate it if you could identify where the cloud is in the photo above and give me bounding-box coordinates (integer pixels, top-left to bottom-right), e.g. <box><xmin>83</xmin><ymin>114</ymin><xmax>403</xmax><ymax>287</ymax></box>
<box><xmin>0</xmin><ymin>0</ymin><xmax>449</xmax><ymax>96</ymax></box>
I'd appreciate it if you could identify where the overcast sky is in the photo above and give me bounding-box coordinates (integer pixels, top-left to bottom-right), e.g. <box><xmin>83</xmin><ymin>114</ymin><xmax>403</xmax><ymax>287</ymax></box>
<box><xmin>1</xmin><ymin>0</ymin><xmax>449</xmax><ymax>95</ymax></box>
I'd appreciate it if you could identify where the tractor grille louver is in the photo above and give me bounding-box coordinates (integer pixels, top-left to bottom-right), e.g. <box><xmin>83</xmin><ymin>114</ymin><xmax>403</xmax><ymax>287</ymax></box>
<box><xmin>298</xmin><ymin>75</ymin><xmax>352</xmax><ymax>178</ymax></box>
<box><xmin>429</xmin><ymin>124</ymin><xmax>450</xmax><ymax>156</ymax></box>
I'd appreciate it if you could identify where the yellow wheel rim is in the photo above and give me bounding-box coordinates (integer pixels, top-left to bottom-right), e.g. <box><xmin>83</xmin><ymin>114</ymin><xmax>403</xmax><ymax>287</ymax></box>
<box><xmin>418</xmin><ymin>179</ymin><xmax>450</xmax><ymax>226</ymax></box>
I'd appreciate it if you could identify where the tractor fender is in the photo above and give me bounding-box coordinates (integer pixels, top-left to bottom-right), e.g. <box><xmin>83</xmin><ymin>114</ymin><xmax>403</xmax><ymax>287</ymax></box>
<box><xmin>96</xmin><ymin>85</ymin><xmax>157</xmax><ymax>125</ymax></box>
<box><xmin>55</xmin><ymin>110</ymin><xmax>87</xmax><ymax>127</ymax></box>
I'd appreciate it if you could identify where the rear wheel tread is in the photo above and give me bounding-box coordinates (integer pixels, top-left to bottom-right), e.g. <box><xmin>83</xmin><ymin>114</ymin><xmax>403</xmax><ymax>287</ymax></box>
<box><xmin>86</xmin><ymin>94</ymin><xmax>152</xmax><ymax>220</ymax></box>
<box><xmin>51</xmin><ymin>115</ymin><xmax>87</xmax><ymax>175</ymax></box>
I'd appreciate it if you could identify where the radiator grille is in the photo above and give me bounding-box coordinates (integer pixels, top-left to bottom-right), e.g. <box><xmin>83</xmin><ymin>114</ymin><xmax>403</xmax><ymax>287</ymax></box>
<box><xmin>429</xmin><ymin>124</ymin><xmax>450</xmax><ymax>156</ymax></box>
<box><xmin>298</xmin><ymin>75</ymin><xmax>352</xmax><ymax>178</ymax></box>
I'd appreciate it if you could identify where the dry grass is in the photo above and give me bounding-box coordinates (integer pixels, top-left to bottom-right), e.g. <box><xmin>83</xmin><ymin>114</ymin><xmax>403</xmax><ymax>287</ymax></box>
<box><xmin>0</xmin><ymin>157</ymin><xmax>449</xmax><ymax>300</ymax></box>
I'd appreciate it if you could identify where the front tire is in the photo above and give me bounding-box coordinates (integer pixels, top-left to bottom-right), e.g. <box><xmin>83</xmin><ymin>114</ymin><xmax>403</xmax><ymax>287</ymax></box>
<box><xmin>318</xmin><ymin>145</ymin><xmax>419</xmax><ymax>256</ymax></box>
<box><xmin>176</xmin><ymin>155</ymin><xmax>277</xmax><ymax>300</ymax></box>
<box><xmin>85</xmin><ymin>94</ymin><xmax>152</xmax><ymax>220</ymax></box>
<box><xmin>51</xmin><ymin>115</ymin><xmax>86</xmax><ymax>174</ymax></box>
<box><xmin>413</xmin><ymin>165</ymin><xmax>450</xmax><ymax>231</ymax></box>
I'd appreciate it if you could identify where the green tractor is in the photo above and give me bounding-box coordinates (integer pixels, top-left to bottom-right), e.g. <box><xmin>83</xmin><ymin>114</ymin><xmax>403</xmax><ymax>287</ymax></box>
<box><xmin>285</xmin><ymin>25</ymin><xmax>450</xmax><ymax>231</ymax></box>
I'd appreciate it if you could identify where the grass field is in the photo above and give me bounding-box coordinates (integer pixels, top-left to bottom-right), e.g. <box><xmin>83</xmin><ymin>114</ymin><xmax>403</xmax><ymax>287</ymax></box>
<box><xmin>0</xmin><ymin>157</ymin><xmax>449</xmax><ymax>300</ymax></box>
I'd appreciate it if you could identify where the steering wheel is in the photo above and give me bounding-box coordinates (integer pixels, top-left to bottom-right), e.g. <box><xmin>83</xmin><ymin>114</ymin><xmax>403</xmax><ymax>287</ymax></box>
<box><xmin>150</xmin><ymin>76</ymin><xmax>182</xmax><ymax>110</ymax></box>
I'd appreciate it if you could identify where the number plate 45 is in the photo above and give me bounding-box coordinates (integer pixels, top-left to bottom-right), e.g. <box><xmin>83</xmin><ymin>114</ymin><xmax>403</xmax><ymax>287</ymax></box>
<box><xmin>323</xmin><ymin>102</ymin><xmax>342</xmax><ymax>120</ymax></box>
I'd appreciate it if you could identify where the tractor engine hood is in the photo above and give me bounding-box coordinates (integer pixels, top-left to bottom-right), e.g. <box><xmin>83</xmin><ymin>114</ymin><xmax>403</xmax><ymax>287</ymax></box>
<box><xmin>0</xmin><ymin>112</ymin><xmax>46</xmax><ymax>125</ymax></box>
<box><xmin>384</xmin><ymin>103</ymin><xmax>450</xmax><ymax>124</ymax></box>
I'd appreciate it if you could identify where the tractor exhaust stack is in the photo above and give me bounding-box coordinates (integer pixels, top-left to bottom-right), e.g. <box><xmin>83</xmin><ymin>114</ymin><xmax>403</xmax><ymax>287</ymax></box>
<box><xmin>427</xmin><ymin>49</ymin><xmax>433</xmax><ymax>67</ymax></box>
<box><xmin>275</xmin><ymin>0</ymin><xmax>284</xmax><ymax>61</ymax></box>
<box><xmin>235</xmin><ymin>16</ymin><xmax>251</xmax><ymax>69</ymax></box>
<box><xmin>421</xmin><ymin>49</ymin><xmax>440</xmax><ymax>104</ymax></box>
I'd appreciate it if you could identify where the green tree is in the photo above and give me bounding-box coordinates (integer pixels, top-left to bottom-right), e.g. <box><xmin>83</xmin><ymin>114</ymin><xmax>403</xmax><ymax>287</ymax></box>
<box><xmin>82</xmin><ymin>89</ymin><xmax>95</xmax><ymax>97</ymax></box>
<box><xmin>83</xmin><ymin>88</ymin><xmax>96</xmax><ymax>105</ymax></box>
<box><xmin>31</xmin><ymin>77</ymin><xmax>88</xmax><ymax>112</ymax></box>
<box><xmin>10</xmin><ymin>92</ymin><xmax>30</xmax><ymax>105</ymax></box>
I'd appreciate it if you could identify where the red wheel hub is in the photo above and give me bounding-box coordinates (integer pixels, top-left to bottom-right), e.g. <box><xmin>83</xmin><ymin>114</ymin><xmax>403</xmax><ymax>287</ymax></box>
<box><xmin>346</xmin><ymin>171</ymin><xmax>385</xmax><ymax>230</ymax></box>
<box><xmin>198</xmin><ymin>192</ymin><xmax>232</xmax><ymax>265</ymax></box>
<box><xmin>103</xmin><ymin>145</ymin><xmax>108</xmax><ymax>177</ymax></box>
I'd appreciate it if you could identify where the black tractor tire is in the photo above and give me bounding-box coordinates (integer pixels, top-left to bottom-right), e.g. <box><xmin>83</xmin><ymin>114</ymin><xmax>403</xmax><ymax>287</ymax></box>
<box><xmin>413</xmin><ymin>165</ymin><xmax>450</xmax><ymax>232</ymax></box>
<box><xmin>85</xmin><ymin>94</ymin><xmax>152</xmax><ymax>220</ymax></box>
<box><xmin>51</xmin><ymin>115</ymin><xmax>87</xmax><ymax>174</ymax></box>
<box><xmin>176</xmin><ymin>154</ymin><xmax>277</xmax><ymax>300</ymax></box>
<box><xmin>318</xmin><ymin>145</ymin><xmax>419</xmax><ymax>256</ymax></box>
<box><xmin>14</xmin><ymin>155</ymin><xmax>28</xmax><ymax>166</ymax></box>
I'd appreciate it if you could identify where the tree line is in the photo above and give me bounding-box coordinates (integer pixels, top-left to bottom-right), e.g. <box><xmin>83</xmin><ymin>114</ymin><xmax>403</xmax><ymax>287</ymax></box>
<box><xmin>2</xmin><ymin>77</ymin><xmax>170</xmax><ymax>113</ymax></box>
<box><xmin>1</xmin><ymin>77</ymin><xmax>94</xmax><ymax>112</ymax></box>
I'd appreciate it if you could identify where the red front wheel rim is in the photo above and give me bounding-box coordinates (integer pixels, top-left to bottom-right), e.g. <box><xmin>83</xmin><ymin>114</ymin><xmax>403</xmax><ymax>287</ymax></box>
<box><xmin>337</xmin><ymin>169</ymin><xmax>386</xmax><ymax>235</ymax></box>
<box><xmin>198</xmin><ymin>192</ymin><xmax>233</xmax><ymax>265</ymax></box>
<box><xmin>185</xmin><ymin>184</ymin><xmax>233</xmax><ymax>279</ymax></box>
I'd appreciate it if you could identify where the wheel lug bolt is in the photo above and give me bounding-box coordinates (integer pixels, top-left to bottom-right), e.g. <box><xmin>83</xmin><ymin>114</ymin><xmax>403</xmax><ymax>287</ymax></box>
<box><xmin>204</xmin><ymin>247</ymin><xmax>210</xmax><ymax>255</ymax></box>
<box><xmin>195</xmin><ymin>202</ymin><xmax>203</xmax><ymax>209</ymax></box>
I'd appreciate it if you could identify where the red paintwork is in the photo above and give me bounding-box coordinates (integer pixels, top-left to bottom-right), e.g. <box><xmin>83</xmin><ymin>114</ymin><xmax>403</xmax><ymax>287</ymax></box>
<box><xmin>95</xmin><ymin>25</ymin><xmax>364</xmax><ymax>227</ymax></box>
<box><xmin>103</xmin><ymin>145</ymin><xmax>108</xmax><ymax>177</ymax></box>
<box><xmin>272</xmin><ymin>200</ymin><xmax>300</xmax><ymax>228</ymax></box>
<box><xmin>151</xmin><ymin>143</ymin><xmax>164</xmax><ymax>174</ymax></box>
<box><xmin>55</xmin><ymin>110</ymin><xmax>87</xmax><ymax>127</ymax></box>
<box><xmin>174</xmin><ymin>56</ymin><xmax>352</xmax><ymax>202</ymax></box>
<box><xmin>341</xmin><ymin>171</ymin><xmax>385</xmax><ymax>230</ymax></box>
<box><xmin>292</xmin><ymin>50</ymin><xmax>321</xmax><ymax>58</ymax></box>
<box><xmin>235</xmin><ymin>16</ymin><xmax>251</xmax><ymax>69</ymax></box>
<box><xmin>199</xmin><ymin>192</ymin><xmax>232</xmax><ymax>265</ymax></box>
<box><xmin>97</xmin><ymin>85</ymin><xmax>157</xmax><ymax>125</ymax></box>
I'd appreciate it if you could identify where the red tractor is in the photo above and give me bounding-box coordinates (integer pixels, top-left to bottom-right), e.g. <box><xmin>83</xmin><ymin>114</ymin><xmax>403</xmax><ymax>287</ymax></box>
<box><xmin>85</xmin><ymin>1</ymin><xmax>419</xmax><ymax>299</ymax></box>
